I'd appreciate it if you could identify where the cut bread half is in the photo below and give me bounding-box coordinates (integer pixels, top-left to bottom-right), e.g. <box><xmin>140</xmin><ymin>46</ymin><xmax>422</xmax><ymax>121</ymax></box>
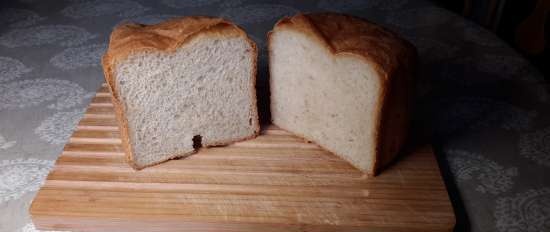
<box><xmin>102</xmin><ymin>16</ymin><xmax>259</xmax><ymax>170</ymax></box>
<box><xmin>268</xmin><ymin>13</ymin><xmax>417</xmax><ymax>175</ymax></box>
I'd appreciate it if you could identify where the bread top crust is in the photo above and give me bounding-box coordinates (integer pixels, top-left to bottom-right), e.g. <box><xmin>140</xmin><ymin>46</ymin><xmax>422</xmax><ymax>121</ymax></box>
<box><xmin>272</xmin><ymin>12</ymin><xmax>417</xmax><ymax>79</ymax></box>
<box><xmin>102</xmin><ymin>16</ymin><xmax>251</xmax><ymax>91</ymax></box>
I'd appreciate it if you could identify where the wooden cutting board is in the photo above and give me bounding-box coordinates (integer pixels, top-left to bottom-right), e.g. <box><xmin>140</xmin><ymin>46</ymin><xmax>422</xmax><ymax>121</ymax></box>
<box><xmin>30</xmin><ymin>83</ymin><xmax>455</xmax><ymax>232</ymax></box>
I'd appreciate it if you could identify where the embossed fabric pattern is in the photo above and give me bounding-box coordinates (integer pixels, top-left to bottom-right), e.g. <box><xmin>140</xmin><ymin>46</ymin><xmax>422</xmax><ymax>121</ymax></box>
<box><xmin>0</xmin><ymin>0</ymin><xmax>548</xmax><ymax>232</ymax></box>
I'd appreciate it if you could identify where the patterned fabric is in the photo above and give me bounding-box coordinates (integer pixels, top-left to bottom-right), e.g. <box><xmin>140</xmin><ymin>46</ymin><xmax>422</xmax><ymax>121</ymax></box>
<box><xmin>0</xmin><ymin>0</ymin><xmax>548</xmax><ymax>231</ymax></box>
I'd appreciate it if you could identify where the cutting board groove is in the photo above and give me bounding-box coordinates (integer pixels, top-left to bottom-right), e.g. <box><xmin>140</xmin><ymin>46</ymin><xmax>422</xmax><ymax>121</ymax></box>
<box><xmin>30</xmin><ymin>83</ymin><xmax>455</xmax><ymax>232</ymax></box>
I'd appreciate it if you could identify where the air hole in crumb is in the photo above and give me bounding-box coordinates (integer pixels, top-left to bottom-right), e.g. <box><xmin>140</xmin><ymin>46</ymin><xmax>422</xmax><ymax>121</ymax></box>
<box><xmin>192</xmin><ymin>135</ymin><xmax>202</xmax><ymax>149</ymax></box>
<box><xmin>248</xmin><ymin>118</ymin><xmax>252</xmax><ymax>125</ymax></box>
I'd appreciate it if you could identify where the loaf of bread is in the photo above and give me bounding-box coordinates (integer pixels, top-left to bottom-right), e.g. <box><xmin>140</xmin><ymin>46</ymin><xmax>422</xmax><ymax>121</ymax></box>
<box><xmin>102</xmin><ymin>16</ymin><xmax>259</xmax><ymax>170</ymax></box>
<box><xmin>268</xmin><ymin>13</ymin><xmax>417</xmax><ymax>175</ymax></box>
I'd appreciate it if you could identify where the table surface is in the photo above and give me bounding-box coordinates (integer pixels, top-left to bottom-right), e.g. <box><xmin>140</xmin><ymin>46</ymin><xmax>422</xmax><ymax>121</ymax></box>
<box><xmin>0</xmin><ymin>0</ymin><xmax>548</xmax><ymax>232</ymax></box>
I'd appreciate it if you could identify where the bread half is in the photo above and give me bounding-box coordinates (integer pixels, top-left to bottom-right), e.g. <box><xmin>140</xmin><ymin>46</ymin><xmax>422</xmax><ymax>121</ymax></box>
<box><xmin>102</xmin><ymin>16</ymin><xmax>259</xmax><ymax>170</ymax></box>
<box><xmin>268</xmin><ymin>13</ymin><xmax>417</xmax><ymax>175</ymax></box>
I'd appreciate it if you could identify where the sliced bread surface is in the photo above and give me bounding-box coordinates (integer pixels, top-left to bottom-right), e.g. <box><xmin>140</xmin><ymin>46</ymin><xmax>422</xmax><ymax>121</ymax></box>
<box><xmin>268</xmin><ymin>13</ymin><xmax>417</xmax><ymax>175</ymax></box>
<box><xmin>103</xmin><ymin>16</ymin><xmax>259</xmax><ymax>169</ymax></box>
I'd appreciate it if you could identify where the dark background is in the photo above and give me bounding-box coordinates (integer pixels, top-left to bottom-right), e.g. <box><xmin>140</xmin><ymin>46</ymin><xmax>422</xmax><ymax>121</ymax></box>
<box><xmin>434</xmin><ymin>0</ymin><xmax>549</xmax><ymax>78</ymax></box>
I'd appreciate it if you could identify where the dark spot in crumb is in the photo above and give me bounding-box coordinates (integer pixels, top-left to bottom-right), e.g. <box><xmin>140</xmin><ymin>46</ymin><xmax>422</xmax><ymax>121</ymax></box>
<box><xmin>192</xmin><ymin>135</ymin><xmax>202</xmax><ymax>149</ymax></box>
<box><xmin>330</xmin><ymin>113</ymin><xmax>338</xmax><ymax>118</ymax></box>
<box><xmin>248</xmin><ymin>118</ymin><xmax>252</xmax><ymax>125</ymax></box>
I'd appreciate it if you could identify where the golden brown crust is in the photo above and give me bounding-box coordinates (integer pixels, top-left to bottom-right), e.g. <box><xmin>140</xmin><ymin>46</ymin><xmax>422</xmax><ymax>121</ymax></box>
<box><xmin>102</xmin><ymin>16</ymin><xmax>259</xmax><ymax>170</ymax></box>
<box><xmin>268</xmin><ymin>12</ymin><xmax>417</xmax><ymax>176</ymax></box>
